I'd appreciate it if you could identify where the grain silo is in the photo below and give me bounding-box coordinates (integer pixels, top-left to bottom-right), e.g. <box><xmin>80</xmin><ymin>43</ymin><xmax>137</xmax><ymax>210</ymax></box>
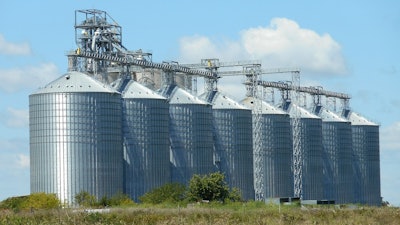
<box><xmin>200</xmin><ymin>90</ymin><xmax>254</xmax><ymax>200</ymax></box>
<box><xmin>121</xmin><ymin>80</ymin><xmax>170</xmax><ymax>201</ymax></box>
<box><xmin>314</xmin><ymin>105</ymin><xmax>354</xmax><ymax>204</ymax></box>
<box><xmin>241</xmin><ymin>97</ymin><xmax>293</xmax><ymax>200</ymax></box>
<box><xmin>343</xmin><ymin>110</ymin><xmax>381</xmax><ymax>206</ymax></box>
<box><xmin>282</xmin><ymin>101</ymin><xmax>324</xmax><ymax>201</ymax></box>
<box><xmin>160</xmin><ymin>84</ymin><xmax>215</xmax><ymax>184</ymax></box>
<box><xmin>29</xmin><ymin>71</ymin><xmax>123</xmax><ymax>204</ymax></box>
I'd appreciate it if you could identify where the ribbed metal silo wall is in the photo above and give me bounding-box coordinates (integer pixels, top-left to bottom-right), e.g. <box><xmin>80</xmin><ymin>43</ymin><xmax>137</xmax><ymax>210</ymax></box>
<box><xmin>122</xmin><ymin>98</ymin><xmax>170</xmax><ymax>201</ymax></box>
<box><xmin>169</xmin><ymin>104</ymin><xmax>215</xmax><ymax>184</ymax></box>
<box><xmin>296</xmin><ymin>118</ymin><xmax>324</xmax><ymax>200</ymax></box>
<box><xmin>352</xmin><ymin>125</ymin><xmax>381</xmax><ymax>206</ymax></box>
<box><xmin>213</xmin><ymin>109</ymin><xmax>254</xmax><ymax>200</ymax></box>
<box><xmin>262</xmin><ymin>114</ymin><xmax>294</xmax><ymax>199</ymax></box>
<box><xmin>29</xmin><ymin>92</ymin><xmax>123</xmax><ymax>204</ymax></box>
<box><xmin>321</xmin><ymin>122</ymin><xmax>354</xmax><ymax>204</ymax></box>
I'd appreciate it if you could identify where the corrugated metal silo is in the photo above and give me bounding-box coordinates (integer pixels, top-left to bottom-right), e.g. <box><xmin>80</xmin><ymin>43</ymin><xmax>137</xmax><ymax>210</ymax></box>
<box><xmin>343</xmin><ymin>110</ymin><xmax>381</xmax><ymax>206</ymax></box>
<box><xmin>121</xmin><ymin>80</ymin><xmax>170</xmax><ymax>201</ymax></box>
<box><xmin>29</xmin><ymin>71</ymin><xmax>123</xmax><ymax>205</ymax></box>
<box><xmin>201</xmin><ymin>91</ymin><xmax>254</xmax><ymax>200</ymax></box>
<box><xmin>161</xmin><ymin>85</ymin><xmax>215</xmax><ymax>184</ymax></box>
<box><xmin>283</xmin><ymin>101</ymin><xmax>324</xmax><ymax>200</ymax></box>
<box><xmin>314</xmin><ymin>106</ymin><xmax>354</xmax><ymax>204</ymax></box>
<box><xmin>241</xmin><ymin>97</ymin><xmax>293</xmax><ymax>200</ymax></box>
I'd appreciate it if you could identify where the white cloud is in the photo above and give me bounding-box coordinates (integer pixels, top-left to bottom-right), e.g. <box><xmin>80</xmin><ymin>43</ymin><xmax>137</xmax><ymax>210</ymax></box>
<box><xmin>242</xmin><ymin>18</ymin><xmax>347</xmax><ymax>74</ymax></box>
<box><xmin>179</xmin><ymin>18</ymin><xmax>347</xmax><ymax>75</ymax></box>
<box><xmin>0</xmin><ymin>138</ymin><xmax>29</xmax><ymax>170</ymax></box>
<box><xmin>0</xmin><ymin>63</ymin><xmax>59</xmax><ymax>92</ymax></box>
<box><xmin>0</xmin><ymin>139</ymin><xmax>30</xmax><ymax>200</ymax></box>
<box><xmin>16</xmin><ymin>154</ymin><xmax>30</xmax><ymax>169</ymax></box>
<box><xmin>0</xmin><ymin>34</ymin><xmax>31</xmax><ymax>56</ymax></box>
<box><xmin>381</xmin><ymin>121</ymin><xmax>400</xmax><ymax>151</ymax></box>
<box><xmin>5</xmin><ymin>108</ymin><xmax>29</xmax><ymax>128</ymax></box>
<box><xmin>216</xmin><ymin>77</ymin><xmax>247</xmax><ymax>101</ymax></box>
<box><xmin>179</xmin><ymin>35</ymin><xmax>243</xmax><ymax>62</ymax></box>
<box><xmin>179</xmin><ymin>36</ymin><xmax>217</xmax><ymax>62</ymax></box>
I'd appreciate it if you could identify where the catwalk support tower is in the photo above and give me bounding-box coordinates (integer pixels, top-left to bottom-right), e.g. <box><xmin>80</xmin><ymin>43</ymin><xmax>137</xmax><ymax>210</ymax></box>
<box><xmin>220</xmin><ymin>67</ymin><xmax>300</xmax><ymax>201</ymax></box>
<box><xmin>291</xmin><ymin>71</ymin><xmax>302</xmax><ymax>198</ymax></box>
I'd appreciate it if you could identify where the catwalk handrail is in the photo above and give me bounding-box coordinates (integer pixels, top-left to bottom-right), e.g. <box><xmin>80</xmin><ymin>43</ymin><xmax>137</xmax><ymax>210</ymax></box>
<box><xmin>243</xmin><ymin>80</ymin><xmax>350</xmax><ymax>99</ymax></box>
<box><xmin>218</xmin><ymin>67</ymin><xmax>301</xmax><ymax>76</ymax></box>
<box><xmin>181</xmin><ymin>60</ymin><xmax>261</xmax><ymax>68</ymax></box>
<box><xmin>69</xmin><ymin>51</ymin><xmax>218</xmax><ymax>79</ymax></box>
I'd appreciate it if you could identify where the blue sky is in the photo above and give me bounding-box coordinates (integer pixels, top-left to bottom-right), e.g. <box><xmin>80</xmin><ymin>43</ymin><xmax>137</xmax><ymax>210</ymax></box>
<box><xmin>0</xmin><ymin>1</ymin><xmax>399</xmax><ymax>205</ymax></box>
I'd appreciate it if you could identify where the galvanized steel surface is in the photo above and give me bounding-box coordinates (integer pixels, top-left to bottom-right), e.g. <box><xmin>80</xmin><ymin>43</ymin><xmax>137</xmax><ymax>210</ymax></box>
<box><xmin>321</xmin><ymin>121</ymin><xmax>354</xmax><ymax>204</ymax></box>
<box><xmin>316</xmin><ymin>106</ymin><xmax>354</xmax><ymax>204</ymax></box>
<box><xmin>346</xmin><ymin>112</ymin><xmax>381</xmax><ymax>206</ymax></box>
<box><xmin>28</xmin><ymin>72</ymin><xmax>380</xmax><ymax>205</ymax></box>
<box><xmin>241</xmin><ymin>97</ymin><xmax>294</xmax><ymax>199</ymax></box>
<box><xmin>30</xmin><ymin>72</ymin><xmax>123</xmax><ymax>204</ymax></box>
<box><xmin>285</xmin><ymin>103</ymin><xmax>324</xmax><ymax>200</ymax></box>
<box><xmin>164</xmin><ymin>86</ymin><xmax>215</xmax><ymax>184</ymax></box>
<box><xmin>122</xmin><ymin>81</ymin><xmax>170</xmax><ymax>201</ymax></box>
<box><xmin>297</xmin><ymin>117</ymin><xmax>324</xmax><ymax>200</ymax></box>
<box><xmin>202</xmin><ymin>91</ymin><xmax>254</xmax><ymax>200</ymax></box>
<box><xmin>262</xmin><ymin>113</ymin><xmax>294</xmax><ymax>199</ymax></box>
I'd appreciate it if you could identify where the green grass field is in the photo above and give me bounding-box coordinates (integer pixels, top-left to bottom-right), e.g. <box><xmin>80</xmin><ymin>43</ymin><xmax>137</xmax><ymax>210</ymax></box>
<box><xmin>1</xmin><ymin>202</ymin><xmax>399</xmax><ymax>225</ymax></box>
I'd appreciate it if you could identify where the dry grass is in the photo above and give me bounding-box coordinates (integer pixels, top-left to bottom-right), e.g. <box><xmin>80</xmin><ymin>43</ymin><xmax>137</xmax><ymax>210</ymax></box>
<box><xmin>1</xmin><ymin>204</ymin><xmax>399</xmax><ymax>225</ymax></box>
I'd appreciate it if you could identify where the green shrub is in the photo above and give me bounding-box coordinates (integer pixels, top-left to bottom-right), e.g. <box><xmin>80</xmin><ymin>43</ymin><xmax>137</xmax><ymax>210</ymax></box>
<box><xmin>109</xmin><ymin>192</ymin><xmax>135</xmax><ymax>206</ymax></box>
<box><xmin>187</xmin><ymin>172</ymin><xmax>230</xmax><ymax>202</ymax></box>
<box><xmin>139</xmin><ymin>183</ymin><xmax>187</xmax><ymax>204</ymax></box>
<box><xmin>76</xmin><ymin>191</ymin><xmax>135</xmax><ymax>208</ymax></box>
<box><xmin>0</xmin><ymin>193</ymin><xmax>61</xmax><ymax>211</ymax></box>
<box><xmin>74</xmin><ymin>191</ymin><xmax>97</xmax><ymax>207</ymax></box>
<box><xmin>228</xmin><ymin>187</ymin><xmax>243</xmax><ymax>202</ymax></box>
<box><xmin>20</xmin><ymin>192</ymin><xmax>61</xmax><ymax>210</ymax></box>
<box><xmin>0</xmin><ymin>195</ymin><xmax>29</xmax><ymax>212</ymax></box>
<box><xmin>99</xmin><ymin>195</ymin><xmax>111</xmax><ymax>207</ymax></box>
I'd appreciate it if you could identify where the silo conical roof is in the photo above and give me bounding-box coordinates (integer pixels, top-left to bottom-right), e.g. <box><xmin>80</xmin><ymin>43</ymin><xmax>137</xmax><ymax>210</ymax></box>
<box><xmin>32</xmin><ymin>71</ymin><xmax>118</xmax><ymax>94</ymax></box>
<box><xmin>200</xmin><ymin>91</ymin><xmax>249</xmax><ymax>110</ymax></box>
<box><xmin>285</xmin><ymin>102</ymin><xmax>320</xmax><ymax>119</ymax></box>
<box><xmin>315</xmin><ymin>106</ymin><xmax>348</xmax><ymax>122</ymax></box>
<box><xmin>122</xmin><ymin>80</ymin><xmax>166</xmax><ymax>100</ymax></box>
<box><xmin>346</xmin><ymin>111</ymin><xmax>378</xmax><ymax>126</ymax></box>
<box><xmin>241</xmin><ymin>96</ymin><xmax>287</xmax><ymax>114</ymax></box>
<box><xmin>168</xmin><ymin>86</ymin><xmax>209</xmax><ymax>105</ymax></box>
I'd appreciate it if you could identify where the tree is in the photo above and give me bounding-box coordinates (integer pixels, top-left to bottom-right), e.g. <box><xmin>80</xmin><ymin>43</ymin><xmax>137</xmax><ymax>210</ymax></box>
<box><xmin>139</xmin><ymin>183</ymin><xmax>187</xmax><ymax>204</ymax></box>
<box><xmin>187</xmin><ymin>172</ymin><xmax>230</xmax><ymax>202</ymax></box>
